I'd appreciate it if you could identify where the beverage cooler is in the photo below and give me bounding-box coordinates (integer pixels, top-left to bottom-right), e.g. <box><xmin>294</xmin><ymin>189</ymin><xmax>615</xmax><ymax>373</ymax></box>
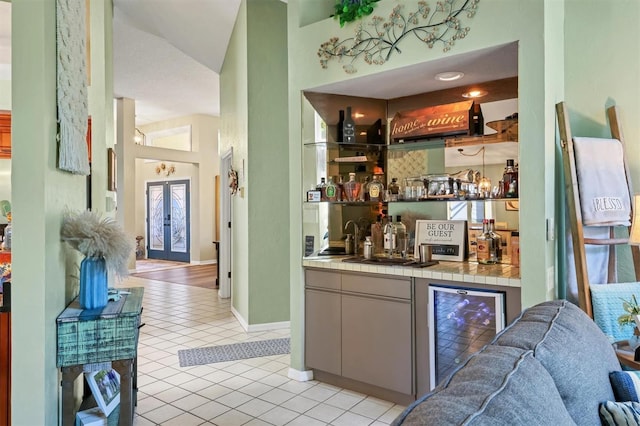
<box><xmin>428</xmin><ymin>284</ymin><xmax>505</xmax><ymax>389</ymax></box>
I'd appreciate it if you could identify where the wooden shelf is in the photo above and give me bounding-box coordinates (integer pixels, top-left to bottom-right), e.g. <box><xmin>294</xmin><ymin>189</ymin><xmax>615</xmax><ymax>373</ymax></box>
<box><xmin>445</xmin><ymin>118</ymin><xmax>518</xmax><ymax>148</ymax></box>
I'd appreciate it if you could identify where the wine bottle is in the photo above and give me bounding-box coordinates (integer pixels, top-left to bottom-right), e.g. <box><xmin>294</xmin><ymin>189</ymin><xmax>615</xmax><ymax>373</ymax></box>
<box><xmin>395</xmin><ymin>215</ymin><xmax>408</xmax><ymax>258</ymax></box>
<box><xmin>343</xmin><ymin>106</ymin><xmax>356</xmax><ymax>144</ymax></box>
<box><xmin>337</xmin><ymin>109</ymin><xmax>345</xmax><ymax>143</ymax></box>
<box><xmin>502</xmin><ymin>159</ymin><xmax>518</xmax><ymax>198</ymax></box>
<box><xmin>471</xmin><ymin>102</ymin><xmax>484</xmax><ymax>136</ymax></box>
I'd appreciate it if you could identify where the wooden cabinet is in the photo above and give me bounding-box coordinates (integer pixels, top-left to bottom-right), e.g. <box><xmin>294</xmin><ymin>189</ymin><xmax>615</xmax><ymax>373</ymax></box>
<box><xmin>304</xmin><ymin>269</ymin><xmax>414</xmax><ymax>402</ymax></box>
<box><xmin>0</xmin><ymin>312</ymin><xmax>9</xmax><ymax>425</ymax></box>
<box><xmin>305</xmin><ymin>289</ymin><xmax>341</xmax><ymax>375</ymax></box>
<box><xmin>341</xmin><ymin>294</ymin><xmax>412</xmax><ymax>394</ymax></box>
<box><xmin>0</xmin><ymin>114</ymin><xmax>10</xmax><ymax>159</ymax></box>
<box><xmin>0</xmin><ymin>113</ymin><xmax>92</xmax><ymax>160</ymax></box>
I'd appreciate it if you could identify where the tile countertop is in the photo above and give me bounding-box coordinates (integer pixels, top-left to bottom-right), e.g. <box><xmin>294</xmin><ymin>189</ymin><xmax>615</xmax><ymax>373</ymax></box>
<box><xmin>302</xmin><ymin>255</ymin><xmax>521</xmax><ymax>288</ymax></box>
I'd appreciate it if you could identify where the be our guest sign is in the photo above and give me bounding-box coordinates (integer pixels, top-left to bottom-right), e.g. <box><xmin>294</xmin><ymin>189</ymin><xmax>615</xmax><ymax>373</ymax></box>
<box><xmin>414</xmin><ymin>220</ymin><xmax>468</xmax><ymax>262</ymax></box>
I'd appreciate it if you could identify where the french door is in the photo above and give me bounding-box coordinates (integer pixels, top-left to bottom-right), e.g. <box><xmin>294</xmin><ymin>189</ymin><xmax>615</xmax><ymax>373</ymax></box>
<box><xmin>146</xmin><ymin>179</ymin><xmax>190</xmax><ymax>262</ymax></box>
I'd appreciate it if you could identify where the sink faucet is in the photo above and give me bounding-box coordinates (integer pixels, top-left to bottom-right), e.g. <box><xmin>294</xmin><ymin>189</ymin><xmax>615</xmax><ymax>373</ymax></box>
<box><xmin>344</xmin><ymin>220</ymin><xmax>360</xmax><ymax>255</ymax></box>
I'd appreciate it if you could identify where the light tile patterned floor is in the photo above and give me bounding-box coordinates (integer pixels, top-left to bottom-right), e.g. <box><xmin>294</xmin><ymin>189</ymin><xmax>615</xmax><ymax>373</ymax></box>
<box><xmin>118</xmin><ymin>275</ymin><xmax>406</xmax><ymax>425</ymax></box>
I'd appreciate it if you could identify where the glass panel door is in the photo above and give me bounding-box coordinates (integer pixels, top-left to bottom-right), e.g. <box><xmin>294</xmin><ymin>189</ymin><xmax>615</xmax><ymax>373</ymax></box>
<box><xmin>146</xmin><ymin>179</ymin><xmax>190</xmax><ymax>262</ymax></box>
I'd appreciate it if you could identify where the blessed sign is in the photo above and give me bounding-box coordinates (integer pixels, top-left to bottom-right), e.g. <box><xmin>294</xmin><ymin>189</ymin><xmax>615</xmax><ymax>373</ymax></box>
<box><xmin>414</xmin><ymin>220</ymin><xmax>468</xmax><ymax>262</ymax></box>
<box><xmin>390</xmin><ymin>100</ymin><xmax>481</xmax><ymax>143</ymax></box>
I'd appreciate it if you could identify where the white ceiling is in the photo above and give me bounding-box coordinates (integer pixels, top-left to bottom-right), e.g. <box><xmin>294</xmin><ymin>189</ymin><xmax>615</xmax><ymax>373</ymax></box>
<box><xmin>1</xmin><ymin>2</ymin><xmax>518</xmax><ymax>126</ymax></box>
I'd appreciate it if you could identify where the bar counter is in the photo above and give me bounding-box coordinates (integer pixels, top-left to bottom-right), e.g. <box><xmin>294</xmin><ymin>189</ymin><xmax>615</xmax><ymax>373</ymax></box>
<box><xmin>302</xmin><ymin>255</ymin><xmax>521</xmax><ymax>288</ymax></box>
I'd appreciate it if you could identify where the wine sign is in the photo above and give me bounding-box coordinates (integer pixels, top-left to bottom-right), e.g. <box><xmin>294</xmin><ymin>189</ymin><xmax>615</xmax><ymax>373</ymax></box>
<box><xmin>414</xmin><ymin>220</ymin><xmax>468</xmax><ymax>262</ymax></box>
<box><xmin>390</xmin><ymin>100</ymin><xmax>482</xmax><ymax>143</ymax></box>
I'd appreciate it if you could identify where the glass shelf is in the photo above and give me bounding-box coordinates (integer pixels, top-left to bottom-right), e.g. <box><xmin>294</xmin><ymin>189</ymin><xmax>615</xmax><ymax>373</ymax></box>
<box><xmin>304</xmin><ymin>198</ymin><xmax>518</xmax><ymax>205</ymax></box>
<box><xmin>303</xmin><ymin>141</ymin><xmax>387</xmax><ymax>151</ymax></box>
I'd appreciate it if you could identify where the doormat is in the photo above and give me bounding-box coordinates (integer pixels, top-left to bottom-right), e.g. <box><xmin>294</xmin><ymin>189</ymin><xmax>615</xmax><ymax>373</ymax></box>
<box><xmin>177</xmin><ymin>338</ymin><xmax>290</xmax><ymax>367</ymax></box>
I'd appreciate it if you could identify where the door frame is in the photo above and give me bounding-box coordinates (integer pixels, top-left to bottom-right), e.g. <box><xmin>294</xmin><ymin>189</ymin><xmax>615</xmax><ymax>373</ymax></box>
<box><xmin>219</xmin><ymin>149</ymin><xmax>233</xmax><ymax>299</ymax></box>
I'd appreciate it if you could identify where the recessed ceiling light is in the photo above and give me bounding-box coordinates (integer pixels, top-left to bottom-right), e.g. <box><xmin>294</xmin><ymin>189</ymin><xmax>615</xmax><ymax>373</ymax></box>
<box><xmin>462</xmin><ymin>90</ymin><xmax>488</xmax><ymax>98</ymax></box>
<box><xmin>435</xmin><ymin>71</ymin><xmax>464</xmax><ymax>82</ymax></box>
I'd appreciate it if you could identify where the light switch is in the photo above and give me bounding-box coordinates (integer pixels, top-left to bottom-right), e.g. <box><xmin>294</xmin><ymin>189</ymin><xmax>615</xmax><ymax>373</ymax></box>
<box><xmin>546</xmin><ymin>218</ymin><xmax>555</xmax><ymax>241</ymax></box>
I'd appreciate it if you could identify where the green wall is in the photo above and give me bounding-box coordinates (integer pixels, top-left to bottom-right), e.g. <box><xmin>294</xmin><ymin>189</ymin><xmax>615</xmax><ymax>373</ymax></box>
<box><xmin>287</xmin><ymin>0</ymin><xmax>561</xmax><ymax>372</ymax></box>
<box><xmin>221</xmin><ymin>0</ymin><xmax>290</xmax><ymax>326</ymax></box>
<box><xmin>247</xmin><ymin>0</ymin><xmax>290</xmax><ymax>324</ymax></box>
<box><xmin>11</xmin><ymin>1</ymin><xmax>114</xmax><ymax>421</ymax></box>
<box><xmin>563</xmin><ymin>0</ymin><xmax>640</xmax><ymax>282</ymax></box>
<box><xmin>221</xmin><ymin>0</ymin><xmax>250</xmax><ymax>320</ymax></box>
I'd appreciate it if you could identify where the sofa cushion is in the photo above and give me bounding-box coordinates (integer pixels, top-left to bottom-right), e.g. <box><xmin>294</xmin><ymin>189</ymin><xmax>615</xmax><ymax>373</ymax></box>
<box><xmin>492</xmin><ymin>300</ymin><xmax>620</xmax><ymax>426</ymax></box>
<box><xmin>610</xmin><ymin>371</ymin><xmax>640</xmax><ymax>402</ymax></box>
<box><xmin>392</xmin><ymin>345</ymin><xmax>576</xmax><ymax>425</ymax></box>
<box><xmin>599</xmin><ymin>401</ymin><xmax>640</xmax><ymax>426</ymax></box>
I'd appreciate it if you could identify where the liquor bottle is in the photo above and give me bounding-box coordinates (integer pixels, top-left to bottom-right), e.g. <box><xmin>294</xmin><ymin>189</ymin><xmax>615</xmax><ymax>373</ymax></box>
<box><xmin>489</xmin><ymin>219</ymin><xmax>503</xmax><ymax>263</ymax></box>
<box><xmin>388</xmin><ymin>178</ymin><xmax>400</xmax><ymax>201</ymax></box>
<box><xmin>337</xmin><ymin>110</ymin><xmax>345</xmax><ymax>143</ymax></box>
<box><xmin>383</xmin><ymin>216</ymin><xmax>395</xmax><ymax>257</ymax></box>
<box><xmin>476</xmin><ymin>219</ymin><xmax>493</xmax><ymax>264</ymax></box>
<box><xmin>371</xmin><ymin>215</ymin><xmax>384</xmax><ymax>255</ymax></box>
<box><xmin>325</xmin><ymin>176</ymin><xmax>338</xmax><ymax>202</ymax></box>
<box><xmin>343</xmin><ymin>172</ymin><xmax>361</xmax><ymax>202</ymax></box>
<box><xmin>317</xmin><ymin>177</ymin><xmax>327</xmax><ymax>201</ymax></box>
<box><xmin>336</xmin><ymin>175</ymin><xmax>344</xmax><ymax>202</ymax></box>
<box><xmin>395</xmin><ymin>215</ymin><xmax>408</xmax><ymax>258</ymax></box>
<box><xmin>511</xmin><ymin>231</ymin><xmax>520</xmax><ymax>266</ymax></box>
<box><xmin>502</xmin><ymin>159</ymin><xmax>518</xmax><ymax>198</ymax></box>
<box><xmin>343</xmin><ymin>106</ymin><xmax>356</xmax><ymax>144</ymax></box>
<box><xmin>360</xmin><ymin>176</ymin><xmax>370</xmax><ymax>201</ymax></box>
<box><xmin>367</xmin><ymin>175</ymin><xmax>384</xmax><ymax>202</ymax></box>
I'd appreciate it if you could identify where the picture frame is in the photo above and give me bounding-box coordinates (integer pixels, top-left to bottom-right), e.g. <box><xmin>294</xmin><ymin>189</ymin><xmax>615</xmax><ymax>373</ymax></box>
<box><xmin>107</xmin><ymin>148</ymin><xmax>116</xmax><ymax>192</ymax></box>
<box><xmin>86</xmin><ymin>369</ymin><xmax>120</xmax><ymax>416</ymax></box>
<box><xmin>414</xmin><ymin>220</ymin><xmax>468</xmax><ymax>262</ymax></box>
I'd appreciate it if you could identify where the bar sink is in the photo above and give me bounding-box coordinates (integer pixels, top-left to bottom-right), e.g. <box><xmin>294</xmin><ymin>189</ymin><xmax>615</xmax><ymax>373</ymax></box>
<box><xmin>342</xmin><ymin>256</ymin><xmax>438</xmax><ymax>267</ymax></box>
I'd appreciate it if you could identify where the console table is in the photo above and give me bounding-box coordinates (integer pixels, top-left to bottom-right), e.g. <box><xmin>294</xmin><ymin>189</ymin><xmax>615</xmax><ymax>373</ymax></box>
<box><xmin>56</xmin><ymin>287</ymin><xmax>144</xmax><ymax>426</ymax></box>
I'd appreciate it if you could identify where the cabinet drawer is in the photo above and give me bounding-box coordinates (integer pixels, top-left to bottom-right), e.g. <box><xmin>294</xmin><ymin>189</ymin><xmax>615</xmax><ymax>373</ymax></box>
<box><xmin>305</xmin><ymin>269</ymin><xmax>341</xmax><ymax>291</ymax></box>
<box><xmin>342</xmin><ymin>273</ymin><xmax>410</xmax><ymax>299</ymax></box>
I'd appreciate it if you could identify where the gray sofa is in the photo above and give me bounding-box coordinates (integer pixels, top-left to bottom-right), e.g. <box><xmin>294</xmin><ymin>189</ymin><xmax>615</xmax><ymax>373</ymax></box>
<box><xmin>393</xmin><ymin>300</ymin><xmax>623</xmax><ymax>425</ymax></box>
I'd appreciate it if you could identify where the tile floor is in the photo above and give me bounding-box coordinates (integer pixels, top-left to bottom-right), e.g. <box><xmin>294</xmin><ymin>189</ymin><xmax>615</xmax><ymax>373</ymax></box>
<box><xmin>119</xmin><ymin>274</ymin><xmax>406</xmax><ymax>425</ymax></box>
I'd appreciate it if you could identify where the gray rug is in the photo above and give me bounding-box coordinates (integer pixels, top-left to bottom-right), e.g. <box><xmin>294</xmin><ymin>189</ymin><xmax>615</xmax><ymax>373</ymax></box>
<box><xmin>178</xmin><ymin>338</ymin><xmax>290</xmax><ymax>367</ymax></box>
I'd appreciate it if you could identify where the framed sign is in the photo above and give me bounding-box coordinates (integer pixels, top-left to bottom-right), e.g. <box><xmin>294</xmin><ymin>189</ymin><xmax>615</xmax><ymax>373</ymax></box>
<box><xmin>414</xmin><ymin>220</ymin><xmax>468</xmax><ymax>262</ymax></box>
<box><xmin>86</xmin><ymin>369</ymin><xmax>120</xmax><ymax>416</ymax></box>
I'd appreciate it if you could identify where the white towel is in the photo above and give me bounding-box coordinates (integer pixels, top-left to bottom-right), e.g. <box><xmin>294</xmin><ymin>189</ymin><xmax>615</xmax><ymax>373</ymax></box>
<box><xmin>573</xmin><ymin>137</ymin><xmax>631</xmax><ymax>226</ymax></box>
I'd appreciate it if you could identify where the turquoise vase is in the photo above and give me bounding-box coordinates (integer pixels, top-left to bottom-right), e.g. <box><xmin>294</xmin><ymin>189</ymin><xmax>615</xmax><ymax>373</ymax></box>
<box><xmin>79</xmin><ymin>257</ymin><xmax>108</xmax><ymax>310</ymax></box>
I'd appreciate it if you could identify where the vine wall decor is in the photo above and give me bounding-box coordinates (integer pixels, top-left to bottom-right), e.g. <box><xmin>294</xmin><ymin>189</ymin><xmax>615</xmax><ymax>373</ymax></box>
<box><xmin>318</xmin><ymin>0</ymin><xmax>480</xmax><ymax>74</ymax></box>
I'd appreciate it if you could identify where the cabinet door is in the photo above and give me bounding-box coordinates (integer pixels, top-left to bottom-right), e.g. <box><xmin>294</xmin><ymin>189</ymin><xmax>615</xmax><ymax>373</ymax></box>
<box><xmin>0</xmin><ymin>114</ymin><xmax>10</xmax><ymax>159</ymax></box>
<box><xmin>305</xmin><ymin>289</ymin><xmax>341</xmax><ymax>375</ymax></box>
<box><xmin>0</xmin><ymin>312</ymin><xmax>10</xmax><ymax>425</ymax></box>
<box><xmin>342</xmin><ymin>294</ymin><xmax>412</xmax><ymax>394</ymax></box>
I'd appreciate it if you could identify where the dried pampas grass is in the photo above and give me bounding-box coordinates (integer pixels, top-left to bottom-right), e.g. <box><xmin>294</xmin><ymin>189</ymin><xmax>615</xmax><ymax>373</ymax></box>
<box><xmin>61</xmin><ymin>209</ymin><xmax>133</xmax><ymax>279</ymax></box>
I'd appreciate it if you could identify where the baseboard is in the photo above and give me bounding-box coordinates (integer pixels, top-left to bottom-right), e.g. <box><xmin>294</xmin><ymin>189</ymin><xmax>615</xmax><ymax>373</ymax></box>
<box><xmin>230</xmin><ymin>307</ymin><xmax>290</xmax><ymax>333</ymax></box>
<box><xmin>246</xmin><ymin>321</ymin><xmax>291</xmax><ymax>333</ymax></box>
<box><xmin>288</xmin><ymin>368</ymin><xmax>314</xmax><ymax>382</ymax></box>
<box><xmin>190</xmin><ymin>259</ymin><xmax>217</xmax><ymax>265</ymax></box>
<box><xmin>231</xmin><ymin>306</ymin><xmax>249</xmax><ymax>331</ymax></box>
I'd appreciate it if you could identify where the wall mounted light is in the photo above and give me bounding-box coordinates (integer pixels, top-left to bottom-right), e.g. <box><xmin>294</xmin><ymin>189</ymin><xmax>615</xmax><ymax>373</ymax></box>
<box><xmin>155</xmin><ymin>162</ymin><xmax>175</xmax><ymax>177</ymax></box>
